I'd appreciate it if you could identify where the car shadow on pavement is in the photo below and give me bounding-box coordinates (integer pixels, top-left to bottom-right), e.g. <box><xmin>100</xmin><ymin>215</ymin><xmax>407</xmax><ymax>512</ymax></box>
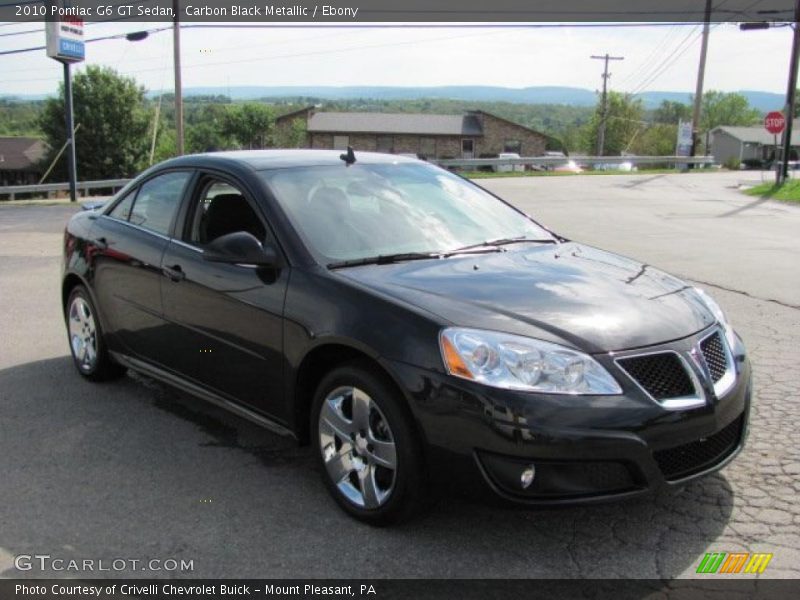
<box><xmin>0</xmin><ymin>356</ymin><xmax>734</xmax><ymax>579</ymax></box>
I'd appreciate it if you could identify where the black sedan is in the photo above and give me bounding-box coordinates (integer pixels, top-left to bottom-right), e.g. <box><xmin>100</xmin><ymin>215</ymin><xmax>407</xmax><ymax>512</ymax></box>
<box><xmin>62</xmin><ymin>150</ymin><xmax>751</xmax><ymax>524</ymax></box>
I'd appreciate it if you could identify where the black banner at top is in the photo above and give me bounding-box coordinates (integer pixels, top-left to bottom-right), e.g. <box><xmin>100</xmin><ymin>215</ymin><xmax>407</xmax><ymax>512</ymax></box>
<box><xmin>1</xmin><ymin>0</ymin><xmax>796</xmax><ymax>23</ymax></box>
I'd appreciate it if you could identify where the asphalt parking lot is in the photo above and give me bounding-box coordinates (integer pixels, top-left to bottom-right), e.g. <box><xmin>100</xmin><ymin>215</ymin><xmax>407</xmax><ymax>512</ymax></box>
<box><xmin>0</xmin><ymin>171</ymin><xmax>798</xmax><ymax>579</ymax></box>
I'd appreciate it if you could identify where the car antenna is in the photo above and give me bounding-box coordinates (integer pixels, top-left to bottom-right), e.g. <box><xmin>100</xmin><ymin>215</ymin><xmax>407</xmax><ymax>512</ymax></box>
<box><xmin>340</xmin><ymin>146</ymin><xmax>356</xmax><ymax>166</ymax></box>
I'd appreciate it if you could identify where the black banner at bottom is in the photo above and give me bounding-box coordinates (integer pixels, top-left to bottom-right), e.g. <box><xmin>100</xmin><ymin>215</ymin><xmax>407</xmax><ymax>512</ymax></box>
<box><xmin>1</xmin><ymin>580</ymin><xmax>799</xmax><ymax>600</ymax></box>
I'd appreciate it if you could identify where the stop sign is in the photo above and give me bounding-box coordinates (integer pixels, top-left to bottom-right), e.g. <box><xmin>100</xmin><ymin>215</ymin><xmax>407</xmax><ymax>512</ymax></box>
<box><xmin>765</xmin><ymin>111</ymin><xmax>786</xmax><ymax>135</ymax></box>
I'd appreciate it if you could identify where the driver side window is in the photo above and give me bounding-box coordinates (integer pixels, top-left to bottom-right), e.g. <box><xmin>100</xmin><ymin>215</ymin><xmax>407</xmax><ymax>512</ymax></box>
<box><xmin>188</xmin><ymin>179</ymin><xmax>267</xmax><ymax>246</ymax></box>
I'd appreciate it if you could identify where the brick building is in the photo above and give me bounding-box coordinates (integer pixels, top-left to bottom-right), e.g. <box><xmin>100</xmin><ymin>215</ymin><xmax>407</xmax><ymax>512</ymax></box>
<box><xmin>0</xmin><ymin>136</ymin><xmax>46</xmax><ymax>186</ymax></box>
<box><xmin>275</xmin><ymin>108</ymin><xmax>549</xmax><ymax>159</ymax></box>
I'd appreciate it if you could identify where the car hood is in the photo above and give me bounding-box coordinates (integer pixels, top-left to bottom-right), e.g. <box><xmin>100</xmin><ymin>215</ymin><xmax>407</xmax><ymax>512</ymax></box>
<box><xmin>337</xmin><ymin>243</ymin><xmax>714</xmax><ymax>353</ymax></box>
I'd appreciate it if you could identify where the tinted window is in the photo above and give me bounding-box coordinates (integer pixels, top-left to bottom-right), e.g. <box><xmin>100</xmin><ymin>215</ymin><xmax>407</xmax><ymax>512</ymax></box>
<box><xmin>188</xmin><ymin>179</ymin><xmax>266</xmax><ymax>245</ymax></box>
<box><xmin>128</xmin><ymin>172</ymin><xmax>190</xmax><ymax>236</ymax></box>
<box><xmin>107</xmin><ymin>190</ymin><xmax>136</xmax><ymax>221</ymax></box>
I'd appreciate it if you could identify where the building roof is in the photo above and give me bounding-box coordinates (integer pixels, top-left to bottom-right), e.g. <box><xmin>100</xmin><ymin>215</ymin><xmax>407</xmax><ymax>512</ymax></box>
<box><xmin>0</xmin><ymin>136</ymin><xmax>47</xmax><ymax>171</ymax></box>
<box><xmin>712</xmin><ymin>123</ymin><xmax>800</xmax><ymax>146</ymax></box>
<box><xmin>306</xmin><ymin>112</ymin><xmax>484</xmax><ymax>136</ymax></box>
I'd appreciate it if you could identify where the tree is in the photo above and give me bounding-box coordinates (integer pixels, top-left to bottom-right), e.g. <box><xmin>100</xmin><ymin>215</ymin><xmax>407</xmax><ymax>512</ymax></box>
<box><xmin>222</xmin><ymin>103</ymin><xmax>275</xmax><ymax>149</ymax></box>
<box><xmin>653</xmin><ymin>100</ymin><xmax>692</xmax><ymax>124</ymax></box>
<box><xmin>631</xmin><ymin>123</ymin><xmax>678</xmax><ymax>156</ymax></box>
<box><xmin>699</xmin><ymin>91</ymin><xmax>760</xmax><ymax>131</ymax></box>
<box><xmin>186</xmin><ymin>104</ymin><xmax>235</xmax><ymax>153</ymax></box>
<box><xmin>585</xmin><ymin>92</ymin><xmax>645</xmax><ymax>155</ymax></box>
<box><xmin>38</xmin><ymin>66</ymin><xmax>150</xmax><ymax>181</ymax></box>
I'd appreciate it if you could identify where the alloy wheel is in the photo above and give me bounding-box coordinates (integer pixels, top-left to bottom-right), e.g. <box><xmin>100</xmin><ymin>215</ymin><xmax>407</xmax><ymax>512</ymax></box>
<box><xmin>318</xmin><ymin>386</ymin><xmax>397</xmax><ymax>508</ymax></box>
<box><xmin>68</xmin><ymin>296</ymin><xmax>98</xmax><ymax>372</ymax></box>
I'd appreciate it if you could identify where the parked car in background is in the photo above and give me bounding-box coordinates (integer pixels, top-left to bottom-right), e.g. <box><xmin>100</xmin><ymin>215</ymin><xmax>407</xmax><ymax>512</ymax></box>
<box><xmin>62</xmin><ymin>150</ymin><xmax>751</xmax><ymax>524</ymax></box>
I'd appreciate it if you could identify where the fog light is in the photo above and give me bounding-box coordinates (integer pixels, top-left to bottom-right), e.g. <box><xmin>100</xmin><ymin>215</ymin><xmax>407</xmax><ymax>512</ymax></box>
<box><xmin>520</xmin><ymin>465</ymin><xmax>536</xmax><ymax>489</ymax></box>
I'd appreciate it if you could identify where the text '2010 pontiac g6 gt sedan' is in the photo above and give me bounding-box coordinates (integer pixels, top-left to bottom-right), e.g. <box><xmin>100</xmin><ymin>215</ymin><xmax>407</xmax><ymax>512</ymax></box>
<box><xmin>62</xmin><ymin>150</ymin><xmax>751</xmax><ymax>524</ymax></box>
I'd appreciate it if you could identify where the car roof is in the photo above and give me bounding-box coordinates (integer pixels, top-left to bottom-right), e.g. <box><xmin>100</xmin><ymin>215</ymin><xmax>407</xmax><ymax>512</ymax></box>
<box><xmin>155</xmin><ymin>149</ymin><xmax>421</xmax><ymax>172</ymax></box>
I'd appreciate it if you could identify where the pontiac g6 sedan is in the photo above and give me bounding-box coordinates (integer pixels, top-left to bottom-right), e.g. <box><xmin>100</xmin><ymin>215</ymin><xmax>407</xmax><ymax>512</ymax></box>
<box><xmin>62</xmin><ymin>150</ymin><xmax>750</xmax><ymax>524</ymax></box>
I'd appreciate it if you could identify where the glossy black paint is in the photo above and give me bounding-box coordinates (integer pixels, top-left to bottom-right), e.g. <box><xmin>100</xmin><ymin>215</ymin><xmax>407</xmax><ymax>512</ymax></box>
<box><xmin>62</xmin><ymin>150</ymin><xmax>751</xmax><ymax>504</ymax></box>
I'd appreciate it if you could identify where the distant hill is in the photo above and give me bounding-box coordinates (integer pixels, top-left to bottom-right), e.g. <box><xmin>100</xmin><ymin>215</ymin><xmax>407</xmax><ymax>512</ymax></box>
<box><xmin>169</xmin><ymin>86</ymin><xmax>785</xmax><ymax>112</ymax></box>
<box><xmin>2</xmin><ymin>85</ymin><xmax>786</xmax><ymax>112</ymax></box>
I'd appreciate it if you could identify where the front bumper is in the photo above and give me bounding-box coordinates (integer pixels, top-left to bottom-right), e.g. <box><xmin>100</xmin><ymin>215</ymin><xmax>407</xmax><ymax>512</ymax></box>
<box><xmin>384</xmin><ymin>328</ymin><xmax>751</xmax><ymax>505</ymax></box>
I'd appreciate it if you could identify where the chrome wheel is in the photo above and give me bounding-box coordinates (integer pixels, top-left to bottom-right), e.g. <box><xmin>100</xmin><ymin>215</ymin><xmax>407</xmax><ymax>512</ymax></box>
<box><xmin>318</xmin><ymin>386</ymin><xmax>397</xmax><ymax>509</ymax></box>
<box><xmin>68</xmin><ymin>296</ymin><xmax>98</xmax><ymax>372</ymax></box>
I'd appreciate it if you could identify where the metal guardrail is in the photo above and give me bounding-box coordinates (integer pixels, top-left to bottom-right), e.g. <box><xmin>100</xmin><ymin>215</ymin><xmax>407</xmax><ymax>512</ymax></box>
<box><xmin>433</xmin><ymin>155</ymin><xmax>716</xmax><ymax>168</ymax></box>
<box><xmin>0</xmin><ymin>178</ymin><xmax>130</xmax><ymax>201</ymax></box>
<box><xmin>0</xmin><ymin>156</ymin><xmax>716</xmax><ymax>200</ymax></box>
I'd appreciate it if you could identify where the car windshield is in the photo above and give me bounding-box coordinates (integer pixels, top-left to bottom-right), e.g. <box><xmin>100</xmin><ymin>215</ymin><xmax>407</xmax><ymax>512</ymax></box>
<box><xmin>261</xmin><ymin>162</ymin><xmax>554</xmax><ymax>264</ymax></box>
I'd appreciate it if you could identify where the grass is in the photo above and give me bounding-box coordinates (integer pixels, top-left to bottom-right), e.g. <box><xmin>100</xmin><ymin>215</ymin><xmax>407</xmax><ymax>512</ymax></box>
<box><xmin>743</xmin><ymin>179</ymin><xmax>800</xmax><ymax>203</ymax></box>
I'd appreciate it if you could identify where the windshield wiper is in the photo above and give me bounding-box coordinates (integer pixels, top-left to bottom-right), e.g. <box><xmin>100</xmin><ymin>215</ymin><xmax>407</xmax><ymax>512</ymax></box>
<box><xmin>445</xmin><ymin>236</ymin><xmax>558</xmax><ymax>255</ymax></box>
<box><xmin>327</xmin><ymin>252</ymin><xmax>442</xmax><ymax>269</ymax></box>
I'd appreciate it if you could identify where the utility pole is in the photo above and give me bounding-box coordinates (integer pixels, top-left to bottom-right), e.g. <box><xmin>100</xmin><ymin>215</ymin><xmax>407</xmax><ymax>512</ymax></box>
<box><xmin>591</xmin><ymin>53</ymin><xmax>624</xmax><ymax>156</ymax></box>
<box><xmin>779</xmin><ymin>0</ymin><xmax>800</xmax><ymax>184</ymax></box>
<box><xmin>172</xmin><ymin>0</ymin><xmax>184</xmax><ymax>156</ymax></box>
<box><xmin>690</xmin><ymin>0</ymin><xmax>713</xmax><ymax>163</ymax></box>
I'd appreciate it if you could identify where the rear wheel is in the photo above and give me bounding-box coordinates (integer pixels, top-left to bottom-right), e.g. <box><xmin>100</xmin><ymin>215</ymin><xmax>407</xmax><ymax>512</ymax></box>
<box><xmin>66</xmin><ymin>285</ymin><xmax>125</xmax><ymax>381</ymax></box>
<box><xmin>312</xmin><ymin>361</ymin><xmax>427</xmax><ymax>525</ymax></box>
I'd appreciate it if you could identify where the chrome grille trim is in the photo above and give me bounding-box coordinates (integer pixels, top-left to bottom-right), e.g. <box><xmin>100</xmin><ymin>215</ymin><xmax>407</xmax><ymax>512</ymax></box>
<box><xmin>614</xmin><ymin>349</ymin><xmax>706</xmax><ymax>410</ymax></box>
<box><xmin>698</xmin><ymin>328</ymin><xmax>736</xmax><ymax>398</ymax></box>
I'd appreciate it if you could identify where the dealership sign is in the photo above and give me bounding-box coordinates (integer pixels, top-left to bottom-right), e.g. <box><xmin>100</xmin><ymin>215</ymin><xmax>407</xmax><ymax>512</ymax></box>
<box><xmin>45</xmin><ymin>1</ymin><xmax>85</xmax><ymax>63</ymax></box>
<box><xmin>676</xmin><ymin>120</ymin><xmax>693</xmax><ymax>157</ymax></box>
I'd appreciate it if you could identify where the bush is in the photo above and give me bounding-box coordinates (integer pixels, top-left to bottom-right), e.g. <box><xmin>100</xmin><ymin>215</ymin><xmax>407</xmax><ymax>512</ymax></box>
<box><xmin>723</xmin><ymin>157</ymin><xmax>742</xmax><ymax>170</ymax></box>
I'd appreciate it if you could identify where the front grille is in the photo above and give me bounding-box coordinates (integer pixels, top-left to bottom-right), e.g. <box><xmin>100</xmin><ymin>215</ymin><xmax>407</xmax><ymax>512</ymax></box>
<box><xmin>617</xmin><ymin>353</ymin><xmax>695</xmax><ymax>400</ymax></box>
<box><xmin>700</xmin><ymin>332</ymin><xmax>727</xmax><ymax>383</ymax></box>
<box><xmin>653</xmin><ymin>415</ymin><xmax>743</xmax><ymax>481</ymax></box>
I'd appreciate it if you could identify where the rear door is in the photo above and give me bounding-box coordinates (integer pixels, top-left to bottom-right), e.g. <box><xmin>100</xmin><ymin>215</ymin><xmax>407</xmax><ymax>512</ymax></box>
<box><xmin>92</xmin><ymin>170</ymin><xmax>192</xmax><ymax>363</ymax></box>
<box><xmin>159</xmin><ymin>173</ymin><xmax>288</xmax><ymax>418</ymax></box>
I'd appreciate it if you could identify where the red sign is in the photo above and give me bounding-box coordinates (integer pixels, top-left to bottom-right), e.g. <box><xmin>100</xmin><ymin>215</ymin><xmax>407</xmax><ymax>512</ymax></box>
<box><xmin>765</xmin><ymin>111</ymin><xmax>786</xmax><ymax>135</ymax></box>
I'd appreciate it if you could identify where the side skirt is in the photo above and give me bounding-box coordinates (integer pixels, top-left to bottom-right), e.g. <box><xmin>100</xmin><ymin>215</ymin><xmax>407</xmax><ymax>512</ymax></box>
<box><xmin>111</xmin><ymin>351</ymin><xmax>296</xmax><ymax>439</ymax></box>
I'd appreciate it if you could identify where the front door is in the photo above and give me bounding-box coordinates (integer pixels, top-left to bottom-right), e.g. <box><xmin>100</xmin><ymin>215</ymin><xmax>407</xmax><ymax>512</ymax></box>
<box><xmin>159</xmin><ymin>175</ymin><xmax>288</xmax><ymax>417</ymax></box>
<box><xmin>461</xmin><ymin>138</ymin><xmax>475</xmax><ymax>159</ymax></box>
<box><xmin>92</xmin><ymin>171</ymin><xmax>192</xmax><ymax>362</ymax></box>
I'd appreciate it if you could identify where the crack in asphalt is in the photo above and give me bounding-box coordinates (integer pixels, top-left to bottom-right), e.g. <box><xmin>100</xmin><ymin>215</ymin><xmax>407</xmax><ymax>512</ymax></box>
<box><xmin>686</xmin><ymin>277</ymin><xmax>800</xmax><ymax>311</ymax></box>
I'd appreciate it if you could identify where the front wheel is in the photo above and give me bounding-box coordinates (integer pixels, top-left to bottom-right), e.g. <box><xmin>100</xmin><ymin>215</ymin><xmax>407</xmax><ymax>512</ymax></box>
<box><xmin>311</xmin><ymin>361</ymin><xmax>427</xmax><ymax>525</ymax></box>
<box><xmin>66</xmin><ymin>285</ymin><xmax>125</xmax><ymax>381</ymax></box>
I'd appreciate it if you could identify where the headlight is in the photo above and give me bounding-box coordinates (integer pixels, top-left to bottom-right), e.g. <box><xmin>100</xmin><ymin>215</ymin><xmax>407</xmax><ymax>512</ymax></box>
<box><xmin>439</xmin><ymin>328</ymin><xmax>622</xmax><ymax>395</ymax></box>
<box><xmin>694</xmin><ymin>287</ymin><xmax>737</xmax><ymax>349</ymax></box>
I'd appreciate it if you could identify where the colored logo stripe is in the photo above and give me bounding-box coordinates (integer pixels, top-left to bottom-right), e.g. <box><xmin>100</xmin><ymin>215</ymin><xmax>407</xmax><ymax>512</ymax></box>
<box><xmin>696</xmin><ymin>552</ymin><xmax>773</xmax><ymax>574</ymax></box>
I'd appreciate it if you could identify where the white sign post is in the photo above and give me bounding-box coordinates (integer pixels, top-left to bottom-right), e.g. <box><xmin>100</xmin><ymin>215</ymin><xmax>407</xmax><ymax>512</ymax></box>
<box><xmin>45</xmin><ymin>1</ymin><xmax>85</xmax><ymax>202</ymax></box>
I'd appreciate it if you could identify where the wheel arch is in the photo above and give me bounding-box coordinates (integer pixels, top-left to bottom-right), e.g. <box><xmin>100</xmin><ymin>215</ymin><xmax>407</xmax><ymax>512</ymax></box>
<box><xmin>292</xmin><ymin>341</ymin><xmax>423</xmax><ymax>447</ymax></box>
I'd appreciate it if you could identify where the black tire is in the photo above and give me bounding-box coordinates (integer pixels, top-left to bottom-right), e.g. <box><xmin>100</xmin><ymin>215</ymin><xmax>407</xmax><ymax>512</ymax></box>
<box><xmin>311</xmin><ymin>360</ymin><xmax>427</xmax><ymax>525</ymax></box>
<box><xmin>65</xmin><ymin>285</ymin><xmax>126</xmax><ymax>382</ymax></box>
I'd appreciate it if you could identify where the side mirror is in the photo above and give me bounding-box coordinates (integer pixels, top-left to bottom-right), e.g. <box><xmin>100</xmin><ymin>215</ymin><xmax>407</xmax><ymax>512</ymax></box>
<box><xmin>202</xmin><ymin>231</ymin><xmax>282</xmax><ymax>268</ymax></box>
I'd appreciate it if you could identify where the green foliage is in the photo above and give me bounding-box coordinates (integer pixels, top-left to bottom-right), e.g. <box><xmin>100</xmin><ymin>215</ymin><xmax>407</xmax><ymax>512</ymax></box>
<box><xmin>186</xmin><ymin>104</ymin><xmax>235</xmax><ymax>153</ymax></box>
<box><xmin>222</xmin><ymin>103</ymin><xmax>275</xmax><ymax>149</ymax></box>
<box><xmin>723</xmin><ymin>156</ymin><xmax>742</xmax><ymax>170</ymax></box>
<box><xmin>38</xmin><ymin>66</ymin><xmax>150</xmax><ymax>181</ymax></box>
<box><xmin>272</xmin><ymin>117</ymin><xmax>307</xmax><ymax>148</ymax></box>
<box><xmin>653</xmin><ymin>100</ymin><xmax>692</xmax><ymax>125</ymax></box>
<box><xmin>631</xmin><ymin>123</ymin><xmax>678</xmax><ymax>156</ymax></box>
<box><xmin>700</xmin><ymin>91</ymin><xmax>760</xmax><ymax>131</ymax></box>
<box><xmin>0</xmin><ymin>99</ymin><xmax>43</xmax><ymax>136</ymax></box>
<box><xmin>586</xmin><ymin>92</ymin><xmax>645</xmax><ymax>155</ymax></box>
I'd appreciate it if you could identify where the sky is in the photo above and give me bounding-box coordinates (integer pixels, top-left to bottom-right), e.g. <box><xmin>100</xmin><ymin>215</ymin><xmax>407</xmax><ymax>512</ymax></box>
<box><xmin>0</xmin><ymin>21</ymin><xmax>794</xmax><ymax>98</ymax></box>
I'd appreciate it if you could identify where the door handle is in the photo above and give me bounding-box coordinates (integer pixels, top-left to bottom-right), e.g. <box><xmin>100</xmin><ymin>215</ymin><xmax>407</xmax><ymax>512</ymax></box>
<box><xmin>162</xmin><ymin>264</ymin><xmax>185</xmax><ymax>282</ymax></box>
